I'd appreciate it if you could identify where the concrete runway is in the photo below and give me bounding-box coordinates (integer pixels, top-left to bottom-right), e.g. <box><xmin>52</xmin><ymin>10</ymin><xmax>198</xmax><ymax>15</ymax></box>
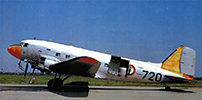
<box><xmin>0</xmin><ymin>83</ymin><xmax>202</xmax><ymax>100</ymax></box>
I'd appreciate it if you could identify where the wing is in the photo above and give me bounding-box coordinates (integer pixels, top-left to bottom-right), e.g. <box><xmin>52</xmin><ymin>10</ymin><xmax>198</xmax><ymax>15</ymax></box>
<box><xmin>49</xmin><ymin>56</ymin><xmax>101</xmax><ymax>77</ymax></box>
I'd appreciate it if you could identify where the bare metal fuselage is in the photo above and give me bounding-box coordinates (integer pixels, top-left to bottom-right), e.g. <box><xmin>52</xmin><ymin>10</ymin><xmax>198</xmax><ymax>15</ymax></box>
<box><xmin>15</xmin><ymin>40</ymin><xmax>189</xmax><ymax>83</ymax></box>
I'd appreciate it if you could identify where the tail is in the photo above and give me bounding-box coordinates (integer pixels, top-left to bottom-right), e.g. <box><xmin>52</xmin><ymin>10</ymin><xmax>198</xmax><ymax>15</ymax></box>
<box><xmin>161</xmin><ymin>46</ymin><xmax>196</xmax><ymax>80</ymax></box>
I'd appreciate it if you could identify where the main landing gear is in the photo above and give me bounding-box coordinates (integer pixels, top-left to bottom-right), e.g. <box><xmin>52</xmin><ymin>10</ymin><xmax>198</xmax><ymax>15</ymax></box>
<box><xmin>161</xmin><ymin>83</ymin><xmax>170</xmax><ymax>90</ymax></box>
<box><xmin>48</xmin><ymin>73</ymin><xmax>71</xmax><ymax>91</ymax></box>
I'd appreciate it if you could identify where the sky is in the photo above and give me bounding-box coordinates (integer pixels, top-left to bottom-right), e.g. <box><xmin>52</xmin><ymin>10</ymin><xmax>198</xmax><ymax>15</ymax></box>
<box><xmin>0</xmin><ymin>1</ymin><xmax>202</xmax><ymax>77</ymax></box>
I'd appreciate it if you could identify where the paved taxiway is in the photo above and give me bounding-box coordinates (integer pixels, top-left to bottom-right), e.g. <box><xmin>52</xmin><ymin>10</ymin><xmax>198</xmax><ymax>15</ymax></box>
<box><xmin>0</xmin><ymin>84</ymin><xmax>202</xmax><ymax>100</ymax></box>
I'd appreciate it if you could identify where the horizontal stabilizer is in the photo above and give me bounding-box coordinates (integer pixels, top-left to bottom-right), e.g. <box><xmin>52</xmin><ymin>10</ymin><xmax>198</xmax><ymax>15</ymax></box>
<box><xmin>165</xmin><ymin>75</ymin><xmax>190</xmax><ymax>82</ymax></box>
<box><xmin>165</xmin><ymin>75</ymin><xmax>197</xmax><ymax>83</ymax></box>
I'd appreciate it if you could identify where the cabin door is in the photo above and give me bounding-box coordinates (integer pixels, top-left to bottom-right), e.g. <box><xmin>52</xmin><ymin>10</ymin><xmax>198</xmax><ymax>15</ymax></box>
<box><xmin>108</xmin><ymin>56</ymin><xmax>129</xmax><ymax>77</ymax></box>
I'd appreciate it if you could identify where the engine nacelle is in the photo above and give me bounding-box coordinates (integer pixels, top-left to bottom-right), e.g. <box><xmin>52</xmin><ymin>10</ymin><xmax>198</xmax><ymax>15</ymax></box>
<box><xmin>40</xmin><ymin>54</ymin><xmax>61</xmax><ymax>67</ymax></box>
<box><xmin>44</xmin><ymin>59</ymin><xmax>59</xmax><ymax>67</ymax></box>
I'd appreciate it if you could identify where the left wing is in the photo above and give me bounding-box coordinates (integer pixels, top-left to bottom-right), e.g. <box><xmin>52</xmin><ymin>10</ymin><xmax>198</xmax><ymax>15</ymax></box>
<box><xmin>49</xmin><ymin>56</ymin><xmax>101</xmax><ymax>77</ymax></box>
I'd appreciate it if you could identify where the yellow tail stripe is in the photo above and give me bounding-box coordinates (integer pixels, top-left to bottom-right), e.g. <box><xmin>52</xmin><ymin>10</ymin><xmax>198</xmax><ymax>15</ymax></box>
<box><xmin>161</xmin><ymin>46</ymin><xmax>185</xmax><ymax>75</ymax></box>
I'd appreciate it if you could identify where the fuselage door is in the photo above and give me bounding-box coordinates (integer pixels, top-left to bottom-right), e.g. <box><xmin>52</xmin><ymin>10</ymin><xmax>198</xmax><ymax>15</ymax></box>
<box><xmin>108</xmin><ymin>56</ymin><xmax>129</xmax><ymax>77</ymax></box>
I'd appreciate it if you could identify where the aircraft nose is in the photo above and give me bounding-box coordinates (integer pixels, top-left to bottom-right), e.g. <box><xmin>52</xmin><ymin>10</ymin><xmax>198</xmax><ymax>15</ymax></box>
<box><xmin>7</xmin><ymin>44</ymin><xmax>22</xmax><ymax>59</ymax></box>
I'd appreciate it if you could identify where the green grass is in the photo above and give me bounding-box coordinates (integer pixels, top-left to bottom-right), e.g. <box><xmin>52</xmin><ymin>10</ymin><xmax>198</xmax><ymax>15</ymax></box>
<box><xmin>0</xmin><ymin>75</ymin><xmax>202</xmax><ymax>87</ymax></box>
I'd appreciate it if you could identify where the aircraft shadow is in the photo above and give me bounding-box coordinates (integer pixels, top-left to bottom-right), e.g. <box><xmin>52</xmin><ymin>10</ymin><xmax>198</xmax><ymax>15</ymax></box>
<box><xmin>0</xmin><ymin>82</ymin><xmax>90</xmax><ymax>97</ymax></box>
<box><xmin>52</xmin><ymin>82</ymin><xmax>195</xmax><ymax>97</ymax></box>
<box><xmin>90</xmin><ymin>87</ymin><xmax>195</xmax><ymax>93</ymax></box>
<box><xmin>52</xmin><ymin>81</ymin><xmax>89</xmax><ymax>97</ymax></box>
<box><xmin>0</xmin><ymin>82</ymin><xmax>195</xmax><ymax>98</ymax></box>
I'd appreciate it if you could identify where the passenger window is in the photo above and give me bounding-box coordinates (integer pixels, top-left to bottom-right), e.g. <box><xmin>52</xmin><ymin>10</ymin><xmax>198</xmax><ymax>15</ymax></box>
<box><xmin>56</xmin><ymin>53</ymin><xmax>61</xmax><ymax>56</ymax></box>
<box><xmin>65</xmin><ymin>55</ymin><xmax>70</xmax><ymax>58</ymax></box>
<box><xmin>46</xmin><ymin>48</ymin><xmax>51</xmax><ymax>51</ymax></box>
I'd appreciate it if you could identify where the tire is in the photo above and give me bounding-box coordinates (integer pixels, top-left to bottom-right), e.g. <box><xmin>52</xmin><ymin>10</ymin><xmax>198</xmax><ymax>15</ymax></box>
<box><xmin>48</xmin><ymin>78</ymin><xmax>63</xmax><ymax>91</ymax></box>
<box><xmin>48</xmin><ymin>79</ymin><xmax>54</xmax><ymax>89</ymax></box>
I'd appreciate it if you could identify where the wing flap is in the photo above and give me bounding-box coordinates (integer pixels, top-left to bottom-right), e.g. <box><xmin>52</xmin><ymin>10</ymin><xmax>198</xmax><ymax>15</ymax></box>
<box><xmin>49</xmin><ymin>57</ymin><xmax>101</xmax><ymax>77</ymax></box>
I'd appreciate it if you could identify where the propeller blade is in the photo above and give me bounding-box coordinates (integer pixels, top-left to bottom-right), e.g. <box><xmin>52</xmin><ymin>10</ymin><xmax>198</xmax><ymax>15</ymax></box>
<box><xmin>24</xmin><ymin>63</ymin><xmax>28</xmax><ymax>79</ymax></box>
<box><xmin>29</xmin><ymin>68</ymin><xmax>36</xmax><ymax>84</ymax></box>
<box><xmin>18</xmin><ymin>60</ymin><xmax>21</xmax><ymax>65</ymax></box>
<box><xmin>31</xmin><ymin>68</ymin><xmax>35</xmax><ymax>75</ymax></box>
<box><xmin>17</xmin><ymin>60</ymin><xmax>24</xmax><ymax>71</ymax></box>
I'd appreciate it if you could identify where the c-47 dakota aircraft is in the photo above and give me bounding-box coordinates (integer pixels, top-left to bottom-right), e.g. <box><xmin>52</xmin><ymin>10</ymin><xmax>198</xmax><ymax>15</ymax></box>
<box><xmin>8</xmin><ymin>39</ymin><xmax>196</xmax><ymax>90</ymax></box>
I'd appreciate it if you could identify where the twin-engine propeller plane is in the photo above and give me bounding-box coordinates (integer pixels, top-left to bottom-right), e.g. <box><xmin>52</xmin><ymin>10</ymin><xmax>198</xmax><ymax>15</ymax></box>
<box><xmin>8</xmin><ymin>39</ymin><xmax>196</xmax><ymax>90</ymax></box>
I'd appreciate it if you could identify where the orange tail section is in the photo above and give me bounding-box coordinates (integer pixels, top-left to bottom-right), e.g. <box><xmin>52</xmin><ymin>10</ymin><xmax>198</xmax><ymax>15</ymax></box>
<box><xmin>161</xmin><ymin>46</ymin><xmax>196</xmax><ymax>80</ymax></box>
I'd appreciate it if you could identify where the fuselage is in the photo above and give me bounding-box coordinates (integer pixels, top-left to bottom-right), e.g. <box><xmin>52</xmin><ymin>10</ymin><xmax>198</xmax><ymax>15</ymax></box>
<box><xmin>8</xmin><ymin>40</ymin><xmax>185</xmax><ymax>83</ymax></box>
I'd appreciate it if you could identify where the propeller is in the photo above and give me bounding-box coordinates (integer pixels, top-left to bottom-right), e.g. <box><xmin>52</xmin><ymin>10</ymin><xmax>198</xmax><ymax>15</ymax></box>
<box><xmin>17</xmin><ymin>60</ymin><xmax>24</xmax><ymax>71</ymax></box>
<box><xmin>24</xmin><ymin>62</ymin><xmax>29</xmax><ymax>79</ymax></box>
<box><xmin>31</xmin><ymin>68</ymin><xmax>35</xmax><ymax>75</ymax></box>
<box><xmin>29</xmin><ymin>68</ymin><xmax>36</xmax><ymax>84</ymax></box>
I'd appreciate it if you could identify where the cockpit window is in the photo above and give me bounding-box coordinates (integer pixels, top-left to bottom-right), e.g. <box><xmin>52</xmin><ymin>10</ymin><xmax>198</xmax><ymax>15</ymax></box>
<box><xmin>19</xmin><ymin>42</ymin><xmax>29</xmax><ymax>47</ymax></box>
<box><xmin>19</xmin><ymin>42</ymin><xmax>25</xmax><ymax>46</ymax></box>
<box><xmin>24</xmin><ymin>43</ymin><xmax>29</xmax><ymax>47</ymax></box>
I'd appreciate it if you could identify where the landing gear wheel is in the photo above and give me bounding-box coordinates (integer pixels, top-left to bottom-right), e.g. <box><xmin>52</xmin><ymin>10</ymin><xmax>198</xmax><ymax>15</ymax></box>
<box><xmin>48</xmin><ymin>79</ymin><xmax>54</xmax><ymax>89</ymax></box>
<box><xmin>161</xmin><ymin>83</ymin><xmax>171</xmax><ymax>90</ymax></box>
<box><xmin>48</xmin><ymin>78</ymin><xmax>63</xmax><ymax>91</ymax></box>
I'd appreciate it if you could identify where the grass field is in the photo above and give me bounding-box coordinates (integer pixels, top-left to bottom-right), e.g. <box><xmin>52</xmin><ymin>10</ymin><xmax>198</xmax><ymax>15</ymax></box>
<box><xmin>0</xmin><ymin>74</ymin><xmax>202</xmax><ymax>87</ymax></box>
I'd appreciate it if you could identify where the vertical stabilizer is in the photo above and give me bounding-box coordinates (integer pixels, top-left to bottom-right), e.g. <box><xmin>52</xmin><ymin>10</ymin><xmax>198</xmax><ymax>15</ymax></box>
<box><xmin>161</xmin><ymin>46</ymin><xmax>196</xmax><ymax>79</ymax></box>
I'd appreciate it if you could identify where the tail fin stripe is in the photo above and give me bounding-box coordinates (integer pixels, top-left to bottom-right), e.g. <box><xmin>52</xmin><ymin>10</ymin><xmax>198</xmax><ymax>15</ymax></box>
<box><xmin>162</xmin><ymin>49</ymin><xmax>177</xmax><ymax>63</ymax></box>
<box><xmin>161</xmin><ymin>46</ymin><xmax>185</xmax><ymax>74</ymax></box>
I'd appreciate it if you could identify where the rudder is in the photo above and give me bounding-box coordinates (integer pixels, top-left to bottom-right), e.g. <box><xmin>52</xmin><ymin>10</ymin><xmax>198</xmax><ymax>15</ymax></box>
<box><xmin>161</xmin><ymin>46</ymin><xmax>196</xmax><ymax>79</ymax></box>
<box><xmin>180</xmin><ymin>47</ymin><xmax>196</xmax><ymax>76</ymax></box>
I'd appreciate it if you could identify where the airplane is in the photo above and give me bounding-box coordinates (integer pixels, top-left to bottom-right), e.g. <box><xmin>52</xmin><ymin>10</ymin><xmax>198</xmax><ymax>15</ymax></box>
<box><xmin>7</xmin><ymin>39</ymin><xmax>196</xmax><ymax>91</ymax></box>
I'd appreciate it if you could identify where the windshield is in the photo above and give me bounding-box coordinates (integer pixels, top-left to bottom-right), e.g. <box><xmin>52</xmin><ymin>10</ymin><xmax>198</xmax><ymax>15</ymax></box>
<box><xmin>19</xmin><ymin>42</ymin><xmax>29</xmax><ymax>47</ymax></box>
<box><xmin>19</xmin><ymin>42</ymin><xmax>25</xmax><ymax>46</ymax></box>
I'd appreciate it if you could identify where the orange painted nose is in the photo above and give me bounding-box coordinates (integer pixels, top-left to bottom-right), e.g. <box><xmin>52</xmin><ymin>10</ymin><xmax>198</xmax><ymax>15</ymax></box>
<box><xmin>7</xmin><ymin>45</ymin><xmax>22</xmax><ymax>59</ymax></box>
